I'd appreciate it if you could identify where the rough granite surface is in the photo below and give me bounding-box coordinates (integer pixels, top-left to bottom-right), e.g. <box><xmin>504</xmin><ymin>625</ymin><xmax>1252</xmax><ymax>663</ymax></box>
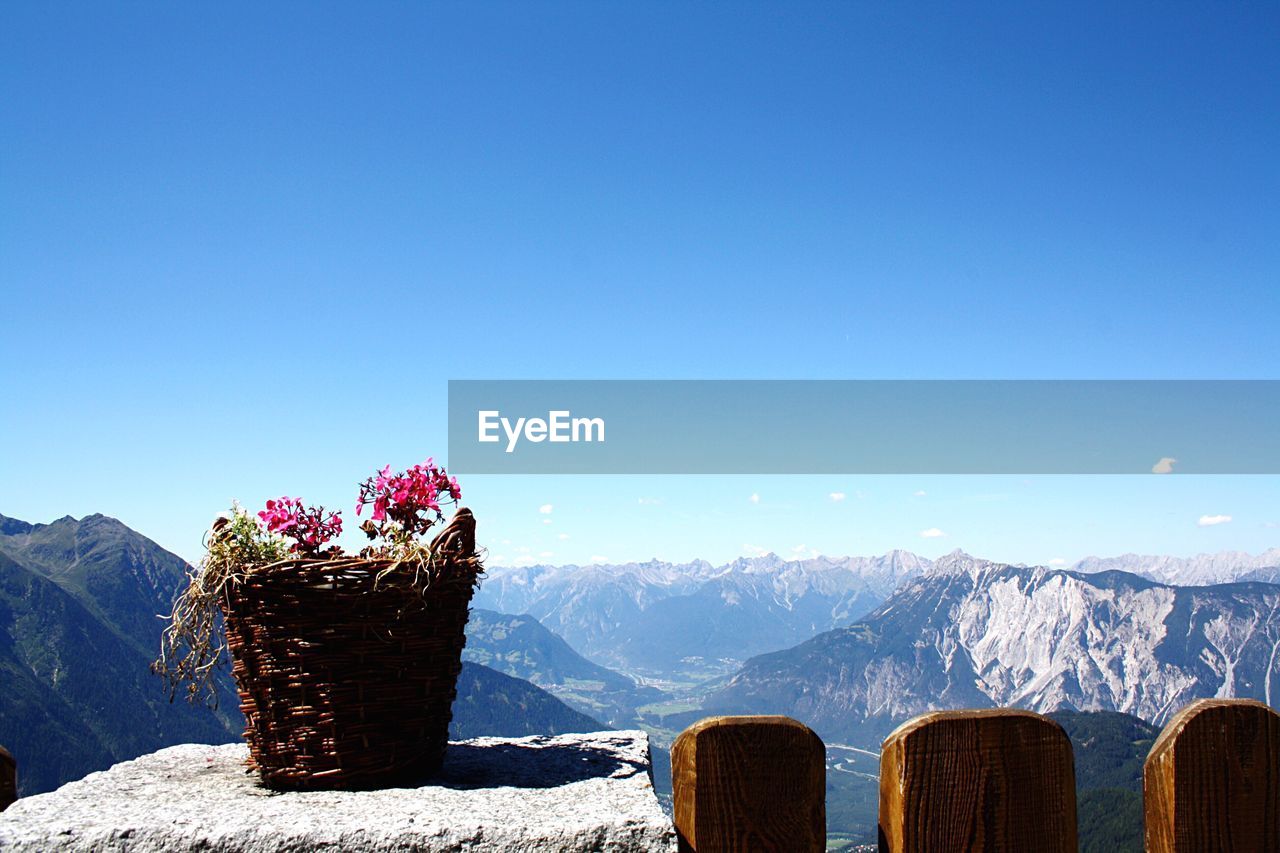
<box><xmin>0</xmin><ymin>730</ymin><xmax>677</xmax><ymax>852</ymax></box>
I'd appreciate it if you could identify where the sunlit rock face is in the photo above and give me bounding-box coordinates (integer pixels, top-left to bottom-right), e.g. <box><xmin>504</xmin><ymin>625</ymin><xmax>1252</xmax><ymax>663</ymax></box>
<box><xmin>708</xmin><ymin>552</ymin><xmax>1280</xmax><ymax>744</ymax></box>
<box><xmin>0</xmin><ymin>732</ymin><xmax>677</xmax><ymax>853</ymax></box>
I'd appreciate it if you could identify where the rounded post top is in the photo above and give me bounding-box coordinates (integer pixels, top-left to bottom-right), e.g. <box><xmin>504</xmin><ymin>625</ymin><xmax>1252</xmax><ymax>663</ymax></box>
<box><xmin>882</xmin><ymin>706</ymin><xmax>1070</xmax><ymax>749</ymax></box>
<box><xmin>675</xmin><ymin>714</ymin><xmax>822</xmax><ymax>743</ymax></box>
<box><xmin>1147</xmin><ymin>698</ymin><xmax>1278</xmax><ymax>761</ymax></box>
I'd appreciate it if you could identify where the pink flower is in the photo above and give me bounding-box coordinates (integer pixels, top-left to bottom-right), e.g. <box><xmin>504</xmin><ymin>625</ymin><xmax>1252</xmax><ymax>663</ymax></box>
<box><xmin>258</xmin><ymin>497</ymin><xmax>342</xmax><ymax>555</ymax></box>
<box><xmin>355</xmin><ymin>459</ymin><xmax>461</xmax><ymax>543</ymax></box>
<box><xmin>259</xmin><ymin>496</ymin><xmax>302</xmax><ymax>534</ymax></box>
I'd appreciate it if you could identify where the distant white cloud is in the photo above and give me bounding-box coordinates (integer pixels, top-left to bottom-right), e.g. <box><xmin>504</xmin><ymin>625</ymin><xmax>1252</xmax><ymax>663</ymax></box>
<box><xmin>919</xmin><ymin>528</ymin><xmax>947</xmax><ymax>539</ymax></box>
<box><xmin>539</xmin><ymin>504</ymin><xmax>554</xmax><ymax>514</ymax></box>
<box><xmin>557</xmin><ymin>533</ymin><xmax>570</xmax><ymax>540</ymax></box>
<box><xmin>742</xmin><ymin>543</ymin><xmax>770</xmax><ymax>557</ymax></box>
<box><xmin>749</xmin><ymin>493</ymin><xmax>760</xmax><ymax>504</ymax></box>
<box><xmin>828</xmin><ymin>492</ymin><xmax>846</xmax><ymax>502</ymax></box>
<box><xmin>590</xmin><ymin>555</ymin><xmax>609</xmax><ymax>564</ymax></box>
<box><xmin>637</xmin><ymin>497</ymin><xmax>663</xmax><ymax>506</ymax></box>
<box><xmin>538</xmin><ymin>551</ymin><xmax>553</xmax><ymax>558</ymax></box>
<box><xmin>1198</xmin><ymin>514</ymin><xmax>1232</xmax><ymax>527</ymax></box>
<box><xmin>1152</xmin><ymin>457</ymin><xmax>1178</xmax><ymax>475</ymax></box>
<box><xmin>1048</xmin><ymin>558</ymin><xmax>1068</xmax><ymax>567</ymax></box>
<box><xmin>542</xmin><ymin>518</ymin><xmax>553</xmax><ymax>525</ymax></box>
<box><xmin>913</xmin><ymin>490</ymin><xmax>927</xmax><ymax>497</ymax></box>
<box><xmin>512</xmin><ymin>555</ymin><xmax>536</xmax><ymax>567</ymax></box>
<box><xmin>792</xmin><ymin>544</ymin><xmax>820</xmax><ymax>559</ymax></box>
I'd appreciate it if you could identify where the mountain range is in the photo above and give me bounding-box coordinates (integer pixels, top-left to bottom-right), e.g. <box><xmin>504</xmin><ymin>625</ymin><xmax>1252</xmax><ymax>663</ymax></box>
<box><xmin>473</xmin><ymin>551</ymin><xmax>929</xmax><ymax>672</ymax></box>
<box><xmin>478</xmin><ymin>546</ymin><xmax>1280</xmax><ymax>676</ymax></box>
<box><xmin>1071</xmin><ymin>547</ymin><xmax>1280</xmax><ymax>586</ymax></box>
<box><xmin>706</xmin><ymin>551</ymin><xmax>1280</xmax><ymax>747</ymax></box>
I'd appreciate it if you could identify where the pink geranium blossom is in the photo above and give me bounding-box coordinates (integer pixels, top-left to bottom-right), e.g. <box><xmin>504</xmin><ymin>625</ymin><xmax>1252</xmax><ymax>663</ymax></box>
<box><xmin>356</xmin><ymin>459</ymin><xmax>461</xmax><ymax>544</ymax></box>
<box><xmin>258</xmin><ymin>497</ymin><xmax>343</xmax><ymax>556</ymax></box>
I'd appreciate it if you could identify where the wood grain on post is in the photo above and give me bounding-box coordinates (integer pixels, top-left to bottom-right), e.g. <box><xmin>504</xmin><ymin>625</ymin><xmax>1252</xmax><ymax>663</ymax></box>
<box><xmin>878</xmin><ymin>708</ymin><xmax>1077</xmax><ymax>853</ymax></box>
<box><xmin>671</xmin><ymin>715</ymin><xmax>825</xmax><ymax>853</ymax></box>
<box><xmin>0</xmin><ymin>745</ymin><xmax>15</xmax><ymax>811</ymax></box>
<box><xmin>1144</xmin><ymin>698</ymin><xmax>1280</xmax><ymax>853</ymax></box>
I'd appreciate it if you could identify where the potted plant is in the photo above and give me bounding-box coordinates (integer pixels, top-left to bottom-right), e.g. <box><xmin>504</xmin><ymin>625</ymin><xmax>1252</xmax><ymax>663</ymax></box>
<box><xmin>154</xmin><ymin>459</ymin><xmax>482</xmax><ymax>790</ymax></box>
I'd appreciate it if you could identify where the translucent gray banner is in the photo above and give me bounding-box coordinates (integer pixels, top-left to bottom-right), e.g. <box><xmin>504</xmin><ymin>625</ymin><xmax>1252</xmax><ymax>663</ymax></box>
<box><xmin>447</xmin><ymin>380</ymin><xmax>1280</xmax><ymax>474</ymax></box>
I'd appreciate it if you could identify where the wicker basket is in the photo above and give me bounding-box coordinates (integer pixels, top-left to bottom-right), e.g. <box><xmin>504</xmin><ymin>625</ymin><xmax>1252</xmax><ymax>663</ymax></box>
<box><xmin>220</xmin><ymin>508</ymin><xmax>481</xmax><ymax>790</ymax></box>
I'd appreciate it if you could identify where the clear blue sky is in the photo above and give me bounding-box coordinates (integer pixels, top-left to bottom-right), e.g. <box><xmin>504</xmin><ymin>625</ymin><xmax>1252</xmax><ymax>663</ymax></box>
<box><xmin>2</xmin><ymin>3</ymin><xmax>1276</xmax><ymax>565</ymax></box>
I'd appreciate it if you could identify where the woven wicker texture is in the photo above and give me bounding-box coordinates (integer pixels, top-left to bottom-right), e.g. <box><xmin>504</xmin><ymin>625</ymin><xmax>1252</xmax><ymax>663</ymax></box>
<box><xmin>222</xmin><ymin>508</ymin><xmax>481</xmax><ymax>790</ymax></box>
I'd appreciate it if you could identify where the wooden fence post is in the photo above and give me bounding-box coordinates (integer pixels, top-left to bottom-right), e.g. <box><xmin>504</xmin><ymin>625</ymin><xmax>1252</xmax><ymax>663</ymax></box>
<box><xmin>0</xmin><ymin>745</ymin><xmax>15</xmax><ymax>811</ymax></box>
<box><xmin>1144</xmin><ymin>698</ymin><xmax>1280</xmax><ymax>853</ymax></box>
<box><xmin>878</xmin><ymin>708</ymin><xmax>1077</xmax><ymax>852</ymax></box>
<box><xmin>671</xmin><ymin>715</ymin><xmax>825</xmax><ymax>852</ymax></box>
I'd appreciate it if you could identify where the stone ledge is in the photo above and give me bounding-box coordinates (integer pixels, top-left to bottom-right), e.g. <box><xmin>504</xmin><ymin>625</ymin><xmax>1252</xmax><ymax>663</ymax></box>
<box><xmin>0</xmin><ymin>730</ymin><xmax>677</xmax><ymax>852</ymax></box>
